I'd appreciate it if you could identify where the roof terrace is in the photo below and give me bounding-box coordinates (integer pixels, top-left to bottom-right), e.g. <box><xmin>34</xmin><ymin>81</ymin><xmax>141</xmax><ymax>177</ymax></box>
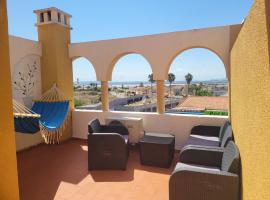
<box><xmin>1</xmin><ymin>1</ymin><xmax>270</xmax><ymax>200</ymax></box>
<box><xmin>17</xmin><ymin>139</ymin><xmax>177</xmax><ymax>200</ymax></box>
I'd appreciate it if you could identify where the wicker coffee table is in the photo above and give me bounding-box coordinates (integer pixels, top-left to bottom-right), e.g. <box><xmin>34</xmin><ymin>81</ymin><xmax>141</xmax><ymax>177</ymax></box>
<box><xmin>139</xmin><ymin>133</ymin><xmax>175</xmax><ymax>168</ymax></box>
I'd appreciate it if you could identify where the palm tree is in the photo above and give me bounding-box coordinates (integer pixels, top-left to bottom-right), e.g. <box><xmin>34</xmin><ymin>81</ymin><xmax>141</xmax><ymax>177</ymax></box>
<box><xmin>148</xmin><ymin>73</ymin><xmax>155</xmax><ymax>96</ymax></box>
<box><xmin>168</xmin><ymin>73</ymin><xmax>176</xmax><ymax>108</ymax></box>
<box><xmin>185</xmin><ymin>73</ymin><xmax>193</xmax><ymax>96</ymax></box>
<box><xmin>168</xmin><ymin>73</ymin><xmax>176</xmax><ymax>96</ymax></box>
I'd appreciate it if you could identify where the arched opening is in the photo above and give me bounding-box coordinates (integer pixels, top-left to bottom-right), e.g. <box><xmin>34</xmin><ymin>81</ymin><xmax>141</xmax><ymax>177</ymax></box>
<box><xmin>166</xmin><ymin>48</ymin><xmax>228</xmax><ymax>116</ymax></box>
<box><xmin>72</xmin><ymin>57</ymin><xmax>101</xmax><ymax>110</ymax></box>
<box><xmin>109</xmin><ymin>53</ymin><xmax>155</xmax><ymax>112</ymax></box>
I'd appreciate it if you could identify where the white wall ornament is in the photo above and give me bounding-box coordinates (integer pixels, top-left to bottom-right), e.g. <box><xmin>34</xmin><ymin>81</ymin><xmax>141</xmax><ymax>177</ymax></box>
<box><xmin>12</xmin><ymin>55</ymin><xmax>42</xmax><ymax>108</ymax></box>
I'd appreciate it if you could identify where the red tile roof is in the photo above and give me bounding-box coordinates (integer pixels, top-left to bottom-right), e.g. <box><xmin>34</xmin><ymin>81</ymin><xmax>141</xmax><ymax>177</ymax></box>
<box><xmin>173</xmin><ymin>96</ymin><xmax>229</xmax><ymax>112</ymax></box>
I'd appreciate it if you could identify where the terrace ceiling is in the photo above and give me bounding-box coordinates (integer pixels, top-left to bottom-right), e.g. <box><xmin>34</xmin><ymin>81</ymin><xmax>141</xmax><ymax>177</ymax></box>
<box><xmin>69</xmin><ymin>24</ymin><xmax>242</xmax><ymax>81</ymax></box>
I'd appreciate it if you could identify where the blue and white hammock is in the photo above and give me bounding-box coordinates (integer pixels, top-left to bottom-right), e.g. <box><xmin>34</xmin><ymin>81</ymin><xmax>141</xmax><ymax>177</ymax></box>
<box><xmin>13</xmin><ymin>85</ymin><xmax>70</xmax><ymax>144</ymax></box>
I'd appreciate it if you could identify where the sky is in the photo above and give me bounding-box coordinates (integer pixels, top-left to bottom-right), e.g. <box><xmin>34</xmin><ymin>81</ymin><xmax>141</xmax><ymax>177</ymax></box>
<box><xmin>7</xmin><ymin>0</ymin><xmax>254</xmax><ymax>82</ymax></box>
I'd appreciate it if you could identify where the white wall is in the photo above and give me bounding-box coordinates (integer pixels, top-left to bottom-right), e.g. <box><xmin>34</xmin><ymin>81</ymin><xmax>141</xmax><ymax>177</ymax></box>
<box><xmin>73</xmin><ymin>110</ymin><xmax>227</xmax><ymax>150</ymax></box>
<box><xmin>9</xmin><ymin>36</ymin><xmax>42</xmax><ymax>68</ymax></box>
<box><xmin>9</xmin><ymin>35</ymin><xmax>44</xmax><ymax>151</ymax></box>
<box><xmin>11</xmin><ymin>54</ymin><xmax>42</xmax><ymax>104</ymax></box>
<box><xmin>69</xmin><ymin>25</ymin><xmax>242</xmax><ymax>81</ymax></box>
<box><xmin>15</xmin><ymin>132</ymin><xmax>43</xmax><ymax>151</ymax></box>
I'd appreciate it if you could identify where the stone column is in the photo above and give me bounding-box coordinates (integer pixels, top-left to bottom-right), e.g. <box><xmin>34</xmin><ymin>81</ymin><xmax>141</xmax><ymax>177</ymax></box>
<box><xmin>156</xmin><ymin>80</ymin><xmax>165</xmax><ymax>114</ymax></box>
<box><xmin>101</xmin><ymin>81</ymin><xmax>109</xmax><ymax>111</ymax></box>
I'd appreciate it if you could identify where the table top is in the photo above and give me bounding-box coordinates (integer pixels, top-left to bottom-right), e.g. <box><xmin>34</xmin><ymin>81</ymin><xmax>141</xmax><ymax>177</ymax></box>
<box><xmin>140</xmin><ymin>132</ymin><xmax>175</xmax><ymax>145</ymax></box>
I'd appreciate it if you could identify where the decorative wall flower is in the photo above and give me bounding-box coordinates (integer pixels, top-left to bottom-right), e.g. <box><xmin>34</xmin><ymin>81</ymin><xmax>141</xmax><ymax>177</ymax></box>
<box><xmin>13</xmin><ymin>61</ymin><xmax>38</xmax><ymax>97</ymax></box>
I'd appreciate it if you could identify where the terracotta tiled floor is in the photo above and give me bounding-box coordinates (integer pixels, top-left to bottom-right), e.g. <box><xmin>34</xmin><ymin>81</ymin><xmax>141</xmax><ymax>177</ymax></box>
<box><xmin>17</xmin><ymin>139</ymin><xmax>178</xmax><ymax>200</ymax></box>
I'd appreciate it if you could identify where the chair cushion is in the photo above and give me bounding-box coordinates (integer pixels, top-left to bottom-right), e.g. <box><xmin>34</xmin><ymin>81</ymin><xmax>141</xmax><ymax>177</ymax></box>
<box><xmin>185</xmin><ymin>135</ymin><xmax>220</xmax><ymax>147</ymax></box>
<box><xmin>175</xmin><ymin>162</ymin><xmax>221</xmax><ymax>173</ymax></box>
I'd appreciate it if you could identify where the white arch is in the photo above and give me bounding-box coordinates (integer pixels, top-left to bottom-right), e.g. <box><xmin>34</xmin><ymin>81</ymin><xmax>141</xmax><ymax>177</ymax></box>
<box><xmin>69</xmin><ymin>24</ymin><xmax>241</xmax><ymax>81</ymax></box>
<box><xmin>72</xmin><ymin>56</ymin><xmax>98</xmax><ymax>81</ymax></box>
<box><xmin>108</xmin><ymin>52</ymin><xmax>153</xmax><ymax>81</ymax></box>
<box><xmin>167</xmin><ymin>47</ymin><xmax>228</xmax><ymax>79</ymax></box>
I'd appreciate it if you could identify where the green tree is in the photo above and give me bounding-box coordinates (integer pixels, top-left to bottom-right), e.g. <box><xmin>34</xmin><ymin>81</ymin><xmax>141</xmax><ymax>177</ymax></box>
<box><xmin>148</xmin><ymin>73</ymin><xmax>155</xmax><ymax>95</ymax></box>
<box><xmin>196</xmin><ymin>89</ymin><xmax>213</xmax><ymax>96</ymax></box>
<box><xmin>185</xmin><ymin>73</ymin><xmax>193</xmax><ymax>95</ymax></box>
<box><xmin>175</xmin><ymin>90</ymin><xmax>181</xmax><ymax>96</ymax></box>
<box><xmin>190</xmin><ymin>84</ymin><xmax>213</xmax><ymax>96</ymax></box>
<box><xmin>189</xmin><ymin>84</ymin><xmax>200</xmax><ymax>95</ymax></box>
<box><xmin>168</xmin><ymin>73</ymin><xmax>176</xmax><ymax>108</ymax></box>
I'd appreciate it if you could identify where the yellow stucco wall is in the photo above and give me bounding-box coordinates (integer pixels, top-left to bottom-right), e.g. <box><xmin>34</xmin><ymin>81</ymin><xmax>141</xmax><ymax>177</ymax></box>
<box><xmin>0</xmin><ymin>0</ymin><xmax>20</xmax><ymax>199</ymax></box>
<box><xmin>38</xmin><ymin>24</ymin><xmax>74</xmax><ymax>141</ymax></box>
<box><xmin>231</xmin><ymin>0</ymin><xmax>270</xmax><ymax>199</ymax></box>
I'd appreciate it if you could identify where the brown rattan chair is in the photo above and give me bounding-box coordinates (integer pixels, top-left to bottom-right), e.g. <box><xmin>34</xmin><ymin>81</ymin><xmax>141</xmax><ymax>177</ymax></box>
<box><xmin>184</xmin><ymin>120</ymin><xmax>232</xmax><ymax>147</ymax></box>
<box><xmin>169</xmin><ymin>141</ymin><xmax>240</xmax><ymax>200</ymax></box>
<box><xmin>88</xmin><ymin>119</ymin><xmax>129</xmax><ymax>170</ymax></box>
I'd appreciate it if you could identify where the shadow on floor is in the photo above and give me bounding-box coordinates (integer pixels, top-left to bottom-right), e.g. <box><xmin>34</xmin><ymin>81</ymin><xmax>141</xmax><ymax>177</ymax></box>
<box><xmin>17</xmin><ymin>139</ymin><xmax>178</xmax><ymax>200</ymax></box>
<box><xmin>90</xmin><ymin>145</ymin><xmax>178</xmax><ymax>182</ymax></box>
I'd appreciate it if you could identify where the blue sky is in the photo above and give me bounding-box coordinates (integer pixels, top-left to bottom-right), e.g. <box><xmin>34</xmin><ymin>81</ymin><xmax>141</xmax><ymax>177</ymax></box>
<box><xmin>7</xmin><ymin>0</ymin><xmax>254</xmax><ymax>82</ymax></box>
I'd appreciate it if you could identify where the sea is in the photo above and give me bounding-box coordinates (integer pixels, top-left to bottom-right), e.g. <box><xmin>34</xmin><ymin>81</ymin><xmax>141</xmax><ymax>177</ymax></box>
<box><xmin>74</xmin><ymin>80</ymin><xmax>228</xmax><ymax>87</ymax></box>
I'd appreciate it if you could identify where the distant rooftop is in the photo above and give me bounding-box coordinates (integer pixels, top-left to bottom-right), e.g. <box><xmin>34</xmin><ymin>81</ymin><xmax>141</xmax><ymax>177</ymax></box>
<box><xmin>173</xmin><ymin>96</ymin><xmax>229</xmax><ymax>112</ymax></box>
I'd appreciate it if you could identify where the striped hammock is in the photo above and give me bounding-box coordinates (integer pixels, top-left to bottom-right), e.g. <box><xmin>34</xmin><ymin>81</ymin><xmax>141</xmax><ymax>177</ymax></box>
<box><xmin>13</xmin><ymin>84</ymin><xmax>70</xmax><ymax>144</ymax></box>
<box><xmin>13</xmin><ymin>99</ymin><xmax>40</xmax><ymax>134</ymax></box>
<box><xmin>32</xmin><ymin>84</ymin><xmax>70</xmax><ymax>144</ymax></box>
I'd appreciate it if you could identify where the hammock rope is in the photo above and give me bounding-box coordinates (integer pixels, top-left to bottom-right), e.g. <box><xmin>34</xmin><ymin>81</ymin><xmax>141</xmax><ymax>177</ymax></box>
<box><xmin>37</xmin><ymin>84</ymin><xmax>68</xmax><ymax>102</ymax></box>
<box><xmin>13</xmin><ymin>99</ymin><xmax>40</xmax><ymax>118</ymax></box>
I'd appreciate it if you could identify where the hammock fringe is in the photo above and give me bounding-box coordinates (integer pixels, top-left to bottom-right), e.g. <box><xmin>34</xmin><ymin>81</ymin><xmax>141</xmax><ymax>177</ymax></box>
<box><xmin>40</xmin><ymin>114</ymin><xmax>70</xmax><ymax>144</ymax></box>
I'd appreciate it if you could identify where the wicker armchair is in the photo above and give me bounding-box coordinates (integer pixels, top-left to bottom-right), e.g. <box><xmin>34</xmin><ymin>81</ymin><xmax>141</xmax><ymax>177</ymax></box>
<box><xmin>88</xmin><ymin>119</ymin><xmax>129</xmax><ymax>170</ymax></box>
<box><xmin>184</xmin><ymin>120</ymin><xmax>232</xmax><ymax>147</ymax></box>
<box><xmin>169</xmin><ymin>141</ymin><xmax>240</xmax><ymax>200</ymax></box>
